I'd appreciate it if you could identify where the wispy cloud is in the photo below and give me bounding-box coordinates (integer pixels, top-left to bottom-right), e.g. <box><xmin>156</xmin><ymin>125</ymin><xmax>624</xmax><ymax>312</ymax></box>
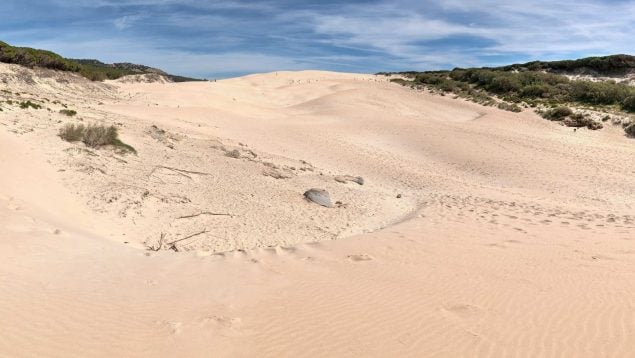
<box><xmin>1</xmin><ymin>0</ymin><xmax>633</xmax><ymax>77</ymax></box>
<box><xmin>113</xmin><ymin>14</ymin><xmax>147</xmax><ymax>30</ymax></box>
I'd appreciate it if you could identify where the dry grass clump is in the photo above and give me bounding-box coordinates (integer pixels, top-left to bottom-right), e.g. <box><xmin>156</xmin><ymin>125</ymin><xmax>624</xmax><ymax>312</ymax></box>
<box><xmin>82</xmin><ymin>124</ymin><xmax>118</xmax><ymax>147</ymax></box>
<box><xmin>58</xmin><ymin>123</ymin><xmax>85</xmax><ymax>142</ymax></box>
<box><xmin>59</xmin><ymin>123</ymin><xmax>136</xmax><ymax>154</ymax></box>
<box><xmin>225</xmin><ymin>149</ymin><xmax>241</xmax><ymax>158</ymax></box>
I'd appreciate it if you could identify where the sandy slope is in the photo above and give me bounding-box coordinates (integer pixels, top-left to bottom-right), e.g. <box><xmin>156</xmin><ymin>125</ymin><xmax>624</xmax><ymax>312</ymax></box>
<box><xmin>0</xmin><ymin>64</ymin><xmax>634</xmax><ymax>357</ymax></box>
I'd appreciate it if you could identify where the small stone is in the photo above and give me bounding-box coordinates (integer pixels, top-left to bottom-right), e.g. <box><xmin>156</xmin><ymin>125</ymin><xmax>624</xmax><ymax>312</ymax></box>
<box><xmin>396</xmin><ymin>194</ymin><xmax>402</xmax><ymax>198</ymax></box>
<box><xmin>304</xmin><ymin>189</ymin><xmax>333</xmax><ymax>208</ymax></box>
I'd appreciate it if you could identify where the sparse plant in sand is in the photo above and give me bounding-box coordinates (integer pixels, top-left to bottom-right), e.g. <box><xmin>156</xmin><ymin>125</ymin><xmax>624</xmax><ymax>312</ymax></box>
<box><xmin>497</xmin><ymin>102</ymin><xmax>522</xmax><ymax>112</ymax></box>
<box><xmin>82</xmin><ymin>124</ymin><xmax>118</xmax><ymax>147</ymax></box>
<box><xmin>58</xmin><ymin>123</ymin><xmax>86</xmax><ymax>142</ymax></box>
<box><xmin>59</xmin><ymin>123</ymin><xmax>137</xmax><ymax>154</ymax></box>
<box><xmin>59</xmin><ymin>109</ymin><xmax>77</xmax><ymax>116</ymax></box>
<box><xmin>225</xmin><ymin>149</ymin><xmax>241</xmax><ymax>158</ymax></box>
<box><xmin>19</xmin><ymin>100</ymin><xmax>41</xmax><ymax>110</ymax></box>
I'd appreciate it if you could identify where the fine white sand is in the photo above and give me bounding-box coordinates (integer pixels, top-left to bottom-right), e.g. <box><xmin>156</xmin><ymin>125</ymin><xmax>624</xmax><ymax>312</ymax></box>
<box><xmin>0</xmin><ymin>63</ymin><xmax>634</xmax><ymax>357</ymax></box>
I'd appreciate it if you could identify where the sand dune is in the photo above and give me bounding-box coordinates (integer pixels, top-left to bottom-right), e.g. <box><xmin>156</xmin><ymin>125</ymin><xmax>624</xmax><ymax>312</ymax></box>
<box><xmin>0</xmin><ymin>64</ymin><xmax>634</xmax><ymax>357</ymax></box>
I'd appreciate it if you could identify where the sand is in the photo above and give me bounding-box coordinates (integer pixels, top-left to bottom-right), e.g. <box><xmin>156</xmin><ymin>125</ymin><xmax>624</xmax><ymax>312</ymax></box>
<box><xmin>0</xmin><ymin>63</ymin><xmax>634</xmax><ymax>357</ymax></box>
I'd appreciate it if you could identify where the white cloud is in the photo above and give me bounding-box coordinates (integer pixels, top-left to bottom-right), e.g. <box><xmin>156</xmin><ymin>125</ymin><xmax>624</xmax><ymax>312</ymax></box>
<box><xmin>113</xmin><ymin>14</ymin><xmax>146</xmax><ymax>30</ymax></box>
<box><xmin>5</xmin><ymin>0</ymin><xmax>635</xmax><ymax>76</ymax></box>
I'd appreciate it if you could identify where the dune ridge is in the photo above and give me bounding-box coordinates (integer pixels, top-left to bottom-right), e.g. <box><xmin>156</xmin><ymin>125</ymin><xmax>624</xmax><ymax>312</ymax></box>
<box><xmin>1</xmin><ymin>63</ymin><xmax>634</xmax><ymax>357</ymax></box>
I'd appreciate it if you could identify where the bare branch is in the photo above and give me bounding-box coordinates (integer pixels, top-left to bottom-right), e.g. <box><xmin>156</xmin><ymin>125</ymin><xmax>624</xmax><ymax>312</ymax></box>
<box><xmin>176</xmin><ymin>211</ymin><xmax>233</xmax><ymax>219</ymax></box>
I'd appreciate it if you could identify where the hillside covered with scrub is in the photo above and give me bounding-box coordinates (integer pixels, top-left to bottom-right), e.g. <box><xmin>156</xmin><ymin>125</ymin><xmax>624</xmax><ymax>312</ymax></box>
<box><xmin>0</xmin><ymin>40</ymin><xmax>201</xmax><ymax>82</ymax></box>
<box><xmin>384</xmin><ymin>55</ymin><xmax>635</xmax><ymax>137</ymax></box>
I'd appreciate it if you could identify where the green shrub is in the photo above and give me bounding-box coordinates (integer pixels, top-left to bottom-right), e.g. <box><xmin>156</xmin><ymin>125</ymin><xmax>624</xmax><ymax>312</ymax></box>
<box><xmin>623</xmin><ymin>96</ymin><xmax>635</xmax><ymax>112</ymax></box>
<box><xmin>541</xmin><ymin>107</ymin><xmax>573</xmax><ymax>120</ymax></box>
<box><xmin>19</xmin><ymin>100</ymin><xmax>41</xmax><ymax>109</ymax></box>
<box><xmin>498</xmin><ymin>102</ymin><xmax>522</xmax><ymax>112</ymax></box>
<box><xmin>389</xmin><ymin>78</ymin><xmax>411</xmax><ymax>86</ymax></box>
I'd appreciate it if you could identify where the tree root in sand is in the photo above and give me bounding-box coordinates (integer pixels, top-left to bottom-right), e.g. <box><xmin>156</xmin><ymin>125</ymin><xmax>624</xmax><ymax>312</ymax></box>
<box><xmin>176</xmin><ymin>211</ymin><xmax>234</xmax><ymax>219</ymax></box>
<box><xmin>149</xmin><ymin>165</ymin><xmax>211</xmax><ymax>180</ymax></box>
<box><xmin>147</xmin><ymin>230</ymin><xmax>211</xmax><ymax>252</ymax></box>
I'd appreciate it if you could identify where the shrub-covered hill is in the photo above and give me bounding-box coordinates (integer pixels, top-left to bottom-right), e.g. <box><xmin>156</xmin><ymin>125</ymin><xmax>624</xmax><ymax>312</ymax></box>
<box><xmin>499</xmin><ymin>55</ymin><xmax>635</xmax><ymax>76</ymax></box>
<box><xmin>381</xmin><ymin>54</ymin><xmax>635</xmax><ymax>137</ymax></box>
<box><xmin>0</xmin><ymin>40</ymin><xmax>202</xmax><ymax>82</ymax></box>
<box><xmin>382</xmin><ymin>55</ymin><xmax>635</xmax><ymax>112</ymax></box>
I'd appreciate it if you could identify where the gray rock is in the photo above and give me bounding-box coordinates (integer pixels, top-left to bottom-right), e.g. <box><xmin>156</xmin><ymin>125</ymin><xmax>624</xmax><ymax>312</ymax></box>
<box><xmin>304</xmin><ymin>188</ymin><xmax>333</xmax><ymax>208</ymax></box>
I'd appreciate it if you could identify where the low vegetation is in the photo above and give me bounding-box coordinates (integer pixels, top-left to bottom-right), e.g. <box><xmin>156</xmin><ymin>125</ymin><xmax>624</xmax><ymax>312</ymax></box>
<box><xmin>0</xmin><ymin>40</ymin><xmax>202</xmax><ymax>82</ymax></box>
<box><xmin>19</xmin><ymin>100</ymin><xmax>41</xmax><ymax>109</ymax></box>
<box><xmin>499</xmin><ymin>54</ymin><xmax>635</xmax><ymax>75</ymax></box>
<box><xmin>497</xmin><ymin>102</ymin><xmax>522</xmax><ymax>113</ymax></box>
<box><xmin>59</xmin><ymin>109</ymin><xmax>77</xmax><ymax>116</ymax></box>
<box><xmin>0</xmin><ymin>40</ymin><xmax>80</xmax><ymax>72</ymax></box>
<box><xmin>384</xmin><ymin>54</ymin><xmax>635</xmax><ymax>137</ymax></box>
<box><xmin>58</xmin><ymin>123</ymin><xmax>85</xmax><ymax>142</ymax></box>
<box><xmin>541</xmin><ymin>107</ymin><xmax>573</xmax><ymax>120</ymax></box>
<box><xmin>59</xmin><ymin>123</ymin><xmax>136</xmax><ymax>154</ymax></box>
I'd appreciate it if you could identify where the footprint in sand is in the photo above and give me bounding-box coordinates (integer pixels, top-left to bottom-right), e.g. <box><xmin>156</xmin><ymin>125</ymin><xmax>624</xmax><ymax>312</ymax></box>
<box><xmin>440</xmin><ymin>303</ymin><xmax>482</xmax><ymax>321</ymax></box>
<box><xmin>347</xmin><ymin>254</ymin><xmax>374</xmax><ymax>262</ymax></box>
<box><xmin>157</xmin><ymin>320</ymin><xmax>182</xmax><ymax>335</ymax></box>
<box><xmin>201</xmin><ymin>315</ymin><xmax>244</xmax><ymax>337</ymax></box>
<box><xmin>487</xmin><ymin>243</ymin><xmax>506</xmax><ymax>248</ymax></box>
<box><xmin>202</xmin><ymin>315</ymin><xmax>242</xmax><ymax>329</ymax></box>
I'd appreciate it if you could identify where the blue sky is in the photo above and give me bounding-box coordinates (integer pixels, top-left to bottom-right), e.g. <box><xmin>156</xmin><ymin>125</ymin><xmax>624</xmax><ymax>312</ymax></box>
<box><xmin>1</xmin><ymin>0</ymin><xmax>634</xmax><ymax>78</ymax></box>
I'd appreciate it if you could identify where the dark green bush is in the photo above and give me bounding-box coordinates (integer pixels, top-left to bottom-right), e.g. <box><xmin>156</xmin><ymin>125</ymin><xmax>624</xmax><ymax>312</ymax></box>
<box><xmin>59</xmin><ymin>109</ymin><xmax>77</xmax><ymax>116</ymax></box>
<box><xmin>498</xmin><ymin>102</ymin><xmax>522</xmax><ymax>112</ymax></box>
<box><xmin>623</xmin><ymin>96</ymin><xmax>635</xmax><ymax>112</ymax></box>
<box><xmin>541</xmin><ymin>107</ymin><xmax>573</xmax><ymax>120</ymax></box>
<box><xmin>1</xmin><ymin>41</ymin><xmax>201</xmax><ymax>82</ymax></box>
<box><xmin>19</xmin><ymin>100</ymin><xmax>41</xmax><ymax>109</ymax></box>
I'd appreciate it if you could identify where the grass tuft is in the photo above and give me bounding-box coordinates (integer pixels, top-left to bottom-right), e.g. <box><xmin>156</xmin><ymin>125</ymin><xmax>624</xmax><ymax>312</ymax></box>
<box><xmin>59</xmin><ymin>109</ymin><xmax>77</xmax><ymax>116</ymax></box>
<box><xmin>59</xmin><ymin>123</ymin><xmax>136</xmax><ymax>154</ymax></box>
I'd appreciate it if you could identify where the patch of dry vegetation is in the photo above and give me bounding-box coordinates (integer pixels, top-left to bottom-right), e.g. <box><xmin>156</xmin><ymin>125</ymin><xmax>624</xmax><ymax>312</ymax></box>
<box><xmin>59</xmin><ymin>123</ymin><xmax>136</xmax><ymax>154</ymax></box>
<box><xmin>59</xmin><ymin>109</ymin><xmax>77</xmax><ymax>116</ymax></box>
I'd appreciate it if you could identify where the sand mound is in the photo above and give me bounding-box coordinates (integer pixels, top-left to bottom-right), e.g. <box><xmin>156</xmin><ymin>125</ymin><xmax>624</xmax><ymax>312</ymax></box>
<box><xmin>0</xmin><ymin>66</ymin><xmax>634</xmax><ymax>357</ymax></box>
